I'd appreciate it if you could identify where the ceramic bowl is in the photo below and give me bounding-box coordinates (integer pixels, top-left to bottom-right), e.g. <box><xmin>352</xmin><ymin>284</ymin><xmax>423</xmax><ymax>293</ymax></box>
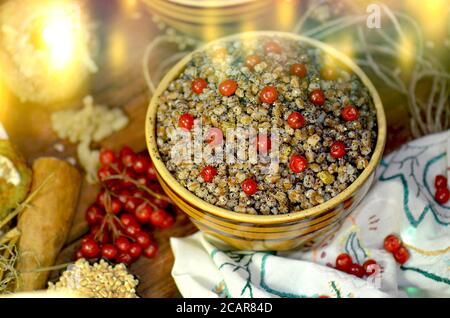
<box><xmin>146</xmin><ymin>31</ymin><xmax>386</xmax><ymax>251</ymax></box>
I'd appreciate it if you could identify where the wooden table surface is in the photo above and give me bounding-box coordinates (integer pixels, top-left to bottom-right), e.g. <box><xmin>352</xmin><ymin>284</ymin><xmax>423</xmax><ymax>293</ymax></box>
<box><xmin>0</xmin><ymin>0</ymin><xmax>418</xmax><ymax>297</ymax></box>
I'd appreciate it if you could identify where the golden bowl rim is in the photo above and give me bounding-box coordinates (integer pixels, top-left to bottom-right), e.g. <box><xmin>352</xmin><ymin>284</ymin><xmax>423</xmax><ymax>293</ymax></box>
<box><xmin>146</xmin><ymin>31</ymin><xmax>387</xmax><ymax>225</ymax></box>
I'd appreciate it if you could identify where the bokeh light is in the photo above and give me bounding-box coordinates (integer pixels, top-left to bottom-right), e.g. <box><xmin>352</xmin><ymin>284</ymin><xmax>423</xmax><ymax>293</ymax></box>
<box><xmin>405</xmin><ymin>0</ymin><xmax>448</xmax><ymax>40</ymax></box>
<box><xmin>397</xmin><ymin>32</ymin><xmax>415</xmax><ymax>70</ymax></box>
<box><xmin>108</xmin><ymin>28</ymin><xmax>127</xmax><ymax>71</ymax></box>
<box><xmin>276</xmin><ymin>0</ymin><xmax>298</xmax><ymax>31</ymax></box>
<box><xmin>41</xmin><ymin>5</ymin><xmax>78</xmax><ymax>70</ymax></box>
<box><xmin>0</xmin><ymin>0</ymin><xmax>96</xmax><ymax>105</ymax></box>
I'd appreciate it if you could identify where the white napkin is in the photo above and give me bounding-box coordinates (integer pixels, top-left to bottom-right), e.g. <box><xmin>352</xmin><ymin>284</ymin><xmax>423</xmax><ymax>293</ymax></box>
<box><xmin>171</xmin><ymin>130</ymin><xmax>450</xmax><ymax>298</ymax></box>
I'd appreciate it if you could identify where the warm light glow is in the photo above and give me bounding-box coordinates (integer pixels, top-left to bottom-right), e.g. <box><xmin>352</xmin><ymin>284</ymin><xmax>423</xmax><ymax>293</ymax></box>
<box><xmin>0</xmin><ymin>76</ymin><xmax>11</xmax><ymax>123</ymax></box>
<box><xmin>240</xmin><ymin>19</ymin><xmax>256</xmax><ymax>34</ymax></box>
<box><xmin>276</xmin><ymin>0</ymin><xmax>298</xmax><ymax>31</ymax></box>
<box><xmin>33</xmin><ymin>1</ymin><xmax>93</xmax><ymax>103</ymax></box>
<box><xmin>405</xmin><ymin>0</ymin><xmax>447</xmax><ymax>39</ymax></box>
<box><xmin>325</xmin><ymin>34</ymin><xmax>355</xmax><ymax>61</ymax></box>
<box><xmin>0</xmin><ymin>0</ymin><xmax>95</xmax><ymax>104</ymax></box>
<box><xmin>122</xmin><ymin>0</ymin><xmax>138</xmax><ymax>13</ymax></box>
<box><xmin>108</xmin><ymin>29</ymin><xmax>127</xmax><ymax>71</ymax></box>
<box><xmin>202</xmin><ymin>25</ymin><xmax>220</xmax><ymax>42</ymax></box>
<box><xmin>398</xmin><ymin>33</ymin><xmax>414</xmax><ymax>69</ymax></box>
<box><xmin>41</xmin><ymin>6</ymin><xmax>77</xmax><ymax>70</ymax></box>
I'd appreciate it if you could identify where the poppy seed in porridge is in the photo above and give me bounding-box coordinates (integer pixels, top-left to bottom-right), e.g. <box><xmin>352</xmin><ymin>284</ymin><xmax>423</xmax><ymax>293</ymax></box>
<box><xmin>156</xmin><ymin>36</ymin><xmax>377</xmax><ymax>215</ymax></box>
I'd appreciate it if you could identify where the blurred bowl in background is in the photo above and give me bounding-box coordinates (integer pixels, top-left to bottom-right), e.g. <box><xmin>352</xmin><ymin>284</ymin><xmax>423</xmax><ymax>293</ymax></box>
<box><xmin>142</xmin><ymin>0</ymin><xmax>300</xmax><ymax>41</ymax></box>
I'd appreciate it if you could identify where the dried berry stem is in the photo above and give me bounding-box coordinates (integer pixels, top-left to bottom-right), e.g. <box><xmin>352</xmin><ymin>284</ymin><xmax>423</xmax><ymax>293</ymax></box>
<box><xmin>104</xmin><ymin>175</ymin><xmax>170</xmax><ymax>202</ymax></box>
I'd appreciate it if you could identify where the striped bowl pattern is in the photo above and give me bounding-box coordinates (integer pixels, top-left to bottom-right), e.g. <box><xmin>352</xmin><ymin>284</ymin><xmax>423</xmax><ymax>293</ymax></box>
<box><xmin>146</xmin><ymin>32</ymin><xmax>386</xmax><ymax>251</ymax></box>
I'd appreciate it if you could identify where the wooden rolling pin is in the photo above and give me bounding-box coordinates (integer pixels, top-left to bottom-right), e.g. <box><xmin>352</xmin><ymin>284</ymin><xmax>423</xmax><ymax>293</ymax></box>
<box><xmin>16</xmin><ymin>157</ymin><xmax>81</xmax><ymax>291</ymax></box>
